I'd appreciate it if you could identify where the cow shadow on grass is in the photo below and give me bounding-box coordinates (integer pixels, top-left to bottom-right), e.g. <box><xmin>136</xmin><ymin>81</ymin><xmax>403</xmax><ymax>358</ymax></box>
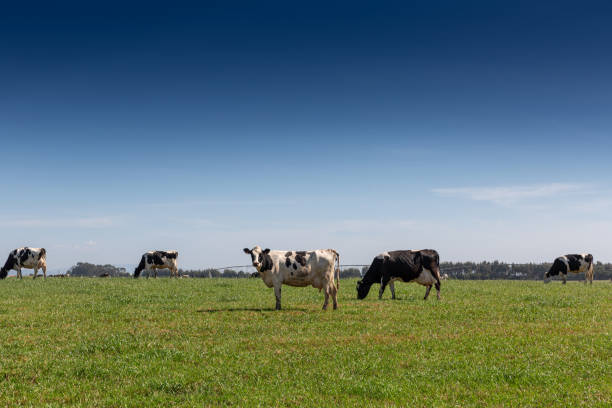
<box><xmin>198</xmin><ymin>307</ymin><xmax>309</xmax><ymax>313</ymax></box>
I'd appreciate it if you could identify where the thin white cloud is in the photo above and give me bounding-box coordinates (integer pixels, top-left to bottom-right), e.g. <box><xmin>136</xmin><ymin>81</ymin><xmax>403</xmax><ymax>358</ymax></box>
<box><xmin>0</xmin><ymin>216</ymin><xmax>116</xmax><ymax>228</ymax></box>
<box><xmin>333</xmin><ymin>219</ymin><xmax>416</xmax><ymax>232</ymax></box>
<box><xmin>431</xmin><ymin>183</ymin><xmax>585</xmax><ymax>205</ymax></box>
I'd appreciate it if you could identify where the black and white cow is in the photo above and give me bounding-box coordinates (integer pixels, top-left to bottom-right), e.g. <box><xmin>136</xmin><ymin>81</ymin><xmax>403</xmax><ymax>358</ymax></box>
<box><xmin>134</xmin><ymin>250</ymin><xmax>179</xmax><ymax>278</ymax></box>
<box><xmin>0</xmin><ymin>247</ymin><xmax>47</xmax><ymax>279</ymax></box>
<box><xmin>356</xmin><ymin>249</ymin><xmax>441</xmax><ymax>300</ymax></box>
<box><xmin>243</xmin><ymin>245</ymin><xmax>340</xmax><ymax>310</ymax></box>
<box><xmin>545</xmin><ymin>253</ymin><xmax>594</xmax><ymax>284</ymax></box>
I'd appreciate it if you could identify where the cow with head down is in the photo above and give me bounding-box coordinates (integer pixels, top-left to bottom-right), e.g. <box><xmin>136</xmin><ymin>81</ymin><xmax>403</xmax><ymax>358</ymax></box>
<box><xmin>134</xmin><ymin>250</ymin><xmax>179</xmax><ymax>278</ymax></box>
<box><xmin>357</xmin><ymin>249</ymin><xmax>442</xmax><ymax>301</ymax></box>
<box><xmin>243</xmin><ymin>245</ymin><xmax>340</xmax><ymax>310</ymax></box>
<box><xmin>1</xmin><ymin>247</ymin><xmax>47</xmax><ymax>279</ymax></box>
<box><xmin>545</xmin><ymin>253</ymin><xmax>594</xmax><ymax>284</ymax></box>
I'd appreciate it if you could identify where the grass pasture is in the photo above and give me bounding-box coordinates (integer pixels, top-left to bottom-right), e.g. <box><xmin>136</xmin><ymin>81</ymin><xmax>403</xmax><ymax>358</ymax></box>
<box><xmin>0</xmin><ymin>278</ymin><xmax>610</xmax><ymax>407</ymax></box>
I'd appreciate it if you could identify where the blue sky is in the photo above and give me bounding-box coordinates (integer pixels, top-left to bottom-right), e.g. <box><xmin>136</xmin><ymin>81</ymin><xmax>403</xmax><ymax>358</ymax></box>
<box><xmin>2</xmin><ymin>1</ymin><xmax>612</xmax><ymax>269</ymax></box>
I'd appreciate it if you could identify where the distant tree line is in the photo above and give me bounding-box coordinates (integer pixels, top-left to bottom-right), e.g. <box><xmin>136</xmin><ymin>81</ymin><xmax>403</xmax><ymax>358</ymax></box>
<box><xmin>63</xmin><ymin>261</ymin><xmax>612</xmax><ymax>280</ymax></box>
<box><xmin>439</xmin><ymin>261</ymin><xmax>612</xmax><ymax>281</ymax></box>
<box><xmin>67</xmin><ymin>262</ymin><xmax>130</xmax><ymax>277</ymax></box>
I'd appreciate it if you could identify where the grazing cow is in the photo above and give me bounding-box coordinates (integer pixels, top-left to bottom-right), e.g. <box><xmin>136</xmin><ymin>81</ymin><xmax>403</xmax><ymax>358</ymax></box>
<box><xmin>134</xmin><ymin>250</ymin><xmax>179</xmax><ymax>278</ymax></box>
<box><xmin>0</xmin><ymin>247</ymin><xmax>47</xmax><ymax>279</ymax></box>
<box><xmin>356</xmin><ymin>249</ymin><xmax>441</xmax><ymax>300</ymax></box>
<box><xmin>545</xmin><ymin>254</ymin><xmax>594</xmax><ymax>284</ymax></box>
<box><xmin>243</xmin><ymin>245</ymin><xmax>340</xmax><ymax>310</ymax></box>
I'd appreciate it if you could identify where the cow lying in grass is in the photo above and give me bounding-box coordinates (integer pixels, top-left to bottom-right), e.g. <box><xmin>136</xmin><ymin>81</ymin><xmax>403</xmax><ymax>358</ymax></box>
<box><xmin>357</xmin><ymin>249</ymin><xmax>441</xmax><ymax>300</ymax></box>
<box><xmin>243</xmin><ymin>246</ymin><xmax>340</xmax><ymax>310</ymax></box>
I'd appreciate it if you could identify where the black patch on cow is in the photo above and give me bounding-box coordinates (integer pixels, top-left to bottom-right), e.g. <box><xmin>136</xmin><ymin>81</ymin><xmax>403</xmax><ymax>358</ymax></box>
<box><xmin>285</xmin><ymin>251</ymin><xmax>293</xmax><ymax>257</ymax></box>
<box><xmin>295</xmin><ymin>252</ymin><xmax>307</xmax><ymax>266</ymax></box>
<box><xmin>293</xmin><ymin>263</ymin><xmax>297</xmax><ymax>270</ymax></box>
<box><xmin>152</xmin><ymin>253</ymin><xmax>165</xmax><ymax>265</ymax></box>
<box><xmin>157</xmin><ymin>250</ymin><xmax>178</xmax><ymax>259</ymax></box>
<box><xmin>19</xmin><ymin>248</ymin><xmax>31</xmax><ymax>264</ymax></box>
<box><xmin>546</xmin><ymin>258</ymin><xmax>568</xmax><ymax>277</ymax></box>
<box><xmin>565</xmin><ymin>254</ymin><xmax>583</xmax><ymax>271</ymax></box>
<box><xmin>259</xmin><ymin>251</ymin><xmax>274</xmax><ymax>272</ymax></box>
<box><xmin>285</xmin><ymin>258</ymin><xmax>292</xmax><ymax>267</ymax></box>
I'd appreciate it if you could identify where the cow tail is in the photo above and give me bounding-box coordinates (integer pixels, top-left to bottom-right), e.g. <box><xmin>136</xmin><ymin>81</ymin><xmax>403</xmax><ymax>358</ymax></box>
<box><xmin>39</xmin><ymin>248</ymin><xmax>47</xmax><ymax>261</ymax></box>
<box><xmin>332</xmin><ymin>249</ymin><xmax>340</xmax><ymax>290</ymax></box>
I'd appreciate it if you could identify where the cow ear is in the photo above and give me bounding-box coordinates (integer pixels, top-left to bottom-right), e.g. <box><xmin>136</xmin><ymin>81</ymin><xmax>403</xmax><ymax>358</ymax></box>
<box><xmin>263</xmin><ymin>248</ymin><xmax>270</xmax><ymax>254</ymax></box>
<box><xmin>243</xmin><ymin>248</ymin><xmax>251</xmax><ymax>254</ymax></box>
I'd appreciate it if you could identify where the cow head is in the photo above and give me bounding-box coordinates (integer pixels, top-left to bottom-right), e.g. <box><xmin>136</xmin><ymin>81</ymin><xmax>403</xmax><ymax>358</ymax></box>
<box><xmin>243</xmin><ymin>246</ymin><xmax>271</xmax><ymax>271</ymax></box>
<box><xmin>0</xmin><ymin>253</ymin><xmax>17</xmax><ymax>279</ymax></box>
<box><xmin>356</xmin><ymin>279</ymin><xmax>373</xmax><ymax>299</ymax></box>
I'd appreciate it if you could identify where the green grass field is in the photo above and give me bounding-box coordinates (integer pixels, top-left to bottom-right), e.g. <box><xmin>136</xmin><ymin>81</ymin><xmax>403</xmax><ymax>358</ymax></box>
<box><xmin>0</xmin><ymin>278</ymin><xmax>610</xmax><ymax>407</ymax></box>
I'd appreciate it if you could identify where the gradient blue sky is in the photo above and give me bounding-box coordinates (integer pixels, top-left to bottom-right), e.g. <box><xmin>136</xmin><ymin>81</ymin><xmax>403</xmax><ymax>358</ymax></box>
<box><xmin>2</xmin><ymin>1</ymin><xmax>612</xmax><ymax>269</ymax></box>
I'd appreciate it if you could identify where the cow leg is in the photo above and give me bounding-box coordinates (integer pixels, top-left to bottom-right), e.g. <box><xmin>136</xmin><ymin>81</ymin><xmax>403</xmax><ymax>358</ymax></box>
<box><xmin>42</xmin><ymin>264</ymin><xmax>47</xmax><ymax>279</ymax></box>
<box><xmin>379</xmin><ymin>276</ymin><xmax>390</xmax><ymax>299</ymax></box>
<box><xmin>423</xmin><ymin>285</ymin><xmax>432</xmax><ymax>300</ymax></box>
<box><xmin>17</xmin><ymin>267</ymin><xmax>22</xmax><ymax>279</ymax></box>
<box><xmin>274</xmin><ymin>285</ymin><xmax>282</xmax><ymax>310</ymax></box>
<box><xmin>331</xmin><ymin>282</ymin><xmax>338</xmax><ymax>310</ymax></box>
<box><xmin>154</xmin><ymin>270</ymin><xmax>158</xmax><ymax>278</ymax></box>
<box><xmin>389</xmin><ymin>280</ymin><xmax>396</xmax><ymax>300</ymax></box>
<box><xmin>562</xmin><ymin>274</ymin><xmax>567</xmax><ymax>284</ymax></box>
<box><xmin>432</xmin><ymin>265</ymin><xmax>442</xmax><ymax>300</ymax></box>
<box><xmin>323</xmin><ymin>287</ymin><xmax>330</xmax><ymax>310</ymax></box>
<box><xmin>33</xmin><ymin>268</ymin><xmax>38</xmax><ymax>279</ymax></box>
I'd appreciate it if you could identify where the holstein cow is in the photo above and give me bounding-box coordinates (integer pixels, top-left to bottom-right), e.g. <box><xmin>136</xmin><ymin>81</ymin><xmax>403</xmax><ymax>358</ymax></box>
<box><xmin>545</xmin><ymin>254</ymin><xmax>594</xmax><ymax>284</ymax></box>
<box><xmin>134</xmin><ymin>250</ymin><xmax>179</xmax><ymax>278</ymax></box>
<box><xmin>0</xmin><ymin>247</ymin><xmax>47</xmax><ymax>279</ymax></box>
<box><xmin>243</xmin><ymin>245</ymin><xmax>340</xmax><ymax>310</ymax></box>
<box><xmin>357</xmin><ymin>249</ymin><xmax>442</xmax><ymax>300</ymax></box>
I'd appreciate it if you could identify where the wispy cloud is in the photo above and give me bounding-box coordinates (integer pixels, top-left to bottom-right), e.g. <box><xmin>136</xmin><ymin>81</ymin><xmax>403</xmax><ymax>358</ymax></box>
<box><xmin>0</xmin><ymin>216</ymin><xmax>116</xmax><ymax>228</ymax></box>
<box><xmin>431</xmin><ymin>183</ymin><xmax>585</xmax><ymax>205</ymax></box>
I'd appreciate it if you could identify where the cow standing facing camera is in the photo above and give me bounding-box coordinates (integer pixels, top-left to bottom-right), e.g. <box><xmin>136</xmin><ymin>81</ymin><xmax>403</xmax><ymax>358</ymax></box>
<box><xmin>243</xmin><ymin>246</ymin><xmax>340</xmax><ymax>310</ymax></box>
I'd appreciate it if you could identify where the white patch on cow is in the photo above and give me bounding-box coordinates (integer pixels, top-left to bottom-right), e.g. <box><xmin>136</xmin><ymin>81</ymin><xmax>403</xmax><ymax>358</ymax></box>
<box><xmin>376</xmin><ymin>252</ymin><xmax>390</xmax><ymax>260</ymax></box>
<box><xmin>413</xmin><ymin>268</ymin><xmax>437</xmax><ymax>286</ymax></box>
